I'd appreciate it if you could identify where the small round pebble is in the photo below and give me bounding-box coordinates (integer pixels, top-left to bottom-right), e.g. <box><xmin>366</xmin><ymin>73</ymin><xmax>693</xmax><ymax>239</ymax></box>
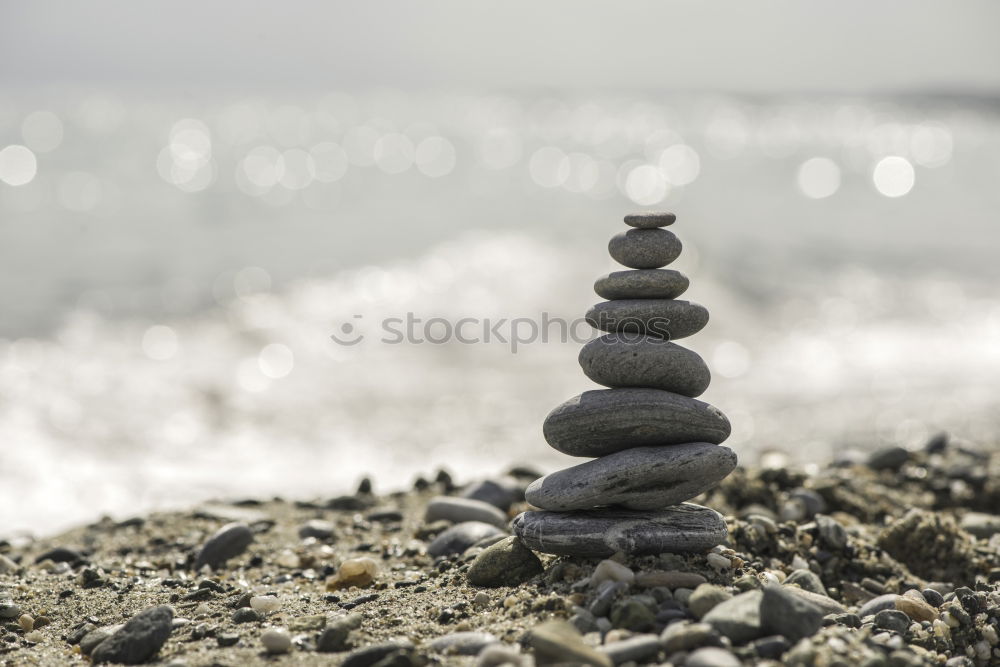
<box><xmin>624</xmin><ymin>211</ymin><xmax>676</xmax><ymax>228</ymax></box>
<box><xmin>260</xmin><ymin>627</ymin><xmax>291</xmax><ymax>654</ymax></box>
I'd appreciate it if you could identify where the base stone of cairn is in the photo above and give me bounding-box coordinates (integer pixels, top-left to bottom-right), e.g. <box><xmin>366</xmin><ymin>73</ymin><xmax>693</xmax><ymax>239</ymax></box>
<box><xmin>512</xmin><ymin>211</ymin><xmax>735</xmax><ymax>558</ymax></box>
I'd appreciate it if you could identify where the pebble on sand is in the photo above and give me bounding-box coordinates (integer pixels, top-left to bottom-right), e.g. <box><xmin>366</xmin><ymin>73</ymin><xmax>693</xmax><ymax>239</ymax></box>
<box><xmin>260</xmin><ymin>627</ymin><xmax>291</xmax><ymax>654</ymax></box>
<box><xmin>427</xmin><ymin>521</ymin><xmax>506</xmax><ymax>557</ymax></box>
<box><xmin>528</xmin><ymin>619</ymin><xmax>613</xmax><ymax>667</ymax></box>
<box><xmin>326</xmin><ymin>557</ymin><xmax>378</xmax><ymax>591</ymax></box>
<box><xmin>91</xmin><ymin>605</ymin><xmax>174</xmax><ymax>665</ymax></box>
<box><xmin>193</xmin><ymin>522</ymin><xmax>253</xmax><ymax>570</ymax></box>
<box><xmin>466</xmin><ymin>536</ymin><xmax>543</xmax><ymax>587</ymax></box>
<box><xmin>425</xmin><ymin>496</ymin><xmax>508</xmax><ymax>528</ymax></box>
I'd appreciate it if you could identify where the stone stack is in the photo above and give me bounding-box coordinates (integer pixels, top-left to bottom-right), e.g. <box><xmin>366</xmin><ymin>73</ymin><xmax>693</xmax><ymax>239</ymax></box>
<box><xmin>513</xmin><ymin>212</ymin><xmax>736</xmax><ymax>558</ymax></box>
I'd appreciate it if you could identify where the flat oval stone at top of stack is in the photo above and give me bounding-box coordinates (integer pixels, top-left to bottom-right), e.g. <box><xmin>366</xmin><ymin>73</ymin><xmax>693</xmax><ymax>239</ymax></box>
<box><xmin>585</xmin><ymin>299</ymin><xmax>709</xmax><ymax>340</ymax></box>
<box><xmin>608</xmin><ymin>229</ymin><xmax>681</xmax><ymax>269</ymax></box>
<box><xmin>579</xmin><ymin>333</ymin><xmax>710</xmax><ymax>397</ymax></box>
<box><xmin>543</xmin><ymin>388</ymin><xmax>731</xmax><ymax>457</ymax></box>
<box><xmin>513</xmin><ymin>503</ymin><xmax>727</xmax><ymax>557</ymax></box>
<box><xmin>525</xmin><ymin>443</ymin><xmax>737</xmax><ymax>511</ymax></box>
<box><xmin>594</xmin><ymin>269</ymin><xmax>689</xmax><ymax>300</ymax></box>
<box><xmin>624</xmin><ymin>211</ymin><xmax>676</xmax><ymax>228</ymax></box>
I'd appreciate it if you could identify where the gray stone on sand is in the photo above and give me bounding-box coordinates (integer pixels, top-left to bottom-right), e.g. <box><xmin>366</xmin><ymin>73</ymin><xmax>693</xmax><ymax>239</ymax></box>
<box><xmin>608</xmin><ymin>228</ymin><xmax>682</xmax><ymax>269</ymax></box>
<box><xmin>0</xmin><ymin>600</ymin><xmax>20</xmax><ymax>619</ymax></box>
<box><xmin>660</xmin><ymin>621</ymin><xmax>722</xmax><ymax>654</ymax></box>
<box><xmin>194</xmin><ymin>522</ymin><xmax>253</xmax><ymax>570</ymax></box>
<box><xmin>91</xmin><ymin>605</ymin><xmax>174</xmax><ymax>665</ymax></box>
<box><xmin>528</xmin><ymin>619</ymin><xmax>613</xmax><ymax>667</ymax></box>
<box><xmin>688</xmin><ymin>584</ymin><xmax>733</xmax><ymax>619</ymax></box>
<box><xmin>858</xmin><ymin>594</ymin><xmax>902</xmax><ymax>618</ymax></box>
<box><xmin>428</xmin><ymin>631</ymin><xmax>498</xmax><ymax>655</ymax></box>
<box><xmin>425</xmin><ymin>496</ymin><xmax>507</xmax><ymax>528</ymax></box>
<box><xmin>783</xmin><ymin>586</ymin><xmax>844</xmax><ymax>616</ymax></box>
<box><xmin>586</xmin><ymin>299</ymin><xmax>709</xmax><ymax>341</ymax></box>
<box><xmin>594</xmin><ymin>269</ymin><xmax>689</xmax><ymax>300</ymax></box>
<box><xmin>624</xmin><ymin>211</ymin><xmax>676</xmax><ymax>228</ymax></box>
<box><xmin>759</xmin><ymin>584</ymin><xmax>824</xmax><ymax>642</ymax></box>
<box><xmin>599</xmin><ymin>634</ymin><xmax>662</xmax><ymax>665</ymax></box>
<box><xmin>427</xmin><ymin>522</ymin><xmax>505</xmax><ymax>557</ymax></box>
<box><xmin>341</xmin><ymin>639</ymin><xmax>415</xmax><ymax>667</ymax></box>
<box><xmin>578</xmin><ymin>334</ymin><xmax>710</xmax><ymax>397</ymax></box>
<box><xmin>873</xmin><ymin>609</ymin><xmax>911</xmax><ymax>634</ymax></box>
<box><xmin>685</xmin><ymin>647</ymin><xmax>742</xmax><ymax>667</ymax></box>
<box><xmin>462</xmin><ymin>479</ymin><xmax>519</xmax><ymax>511</ymax></box>
<box><xmin>525</xmin><ymin>443</ymin><xmax>736</xmax><ymax>511</ymax></box>
<box><xmin>298</xmin><ymin>519</ymin><xmax>335</xmax><ymax>540</ymax></box>
<box><xmin>513</xmin><ymin>503</ymin><xmax>727</xmax><ymax>558</ymax></box>
<box><xmin>702</xmin><ymin>589</ymin><xmax>763</xmax><ymax>644</ymax></box>
<box><xmin>784</xmin><ymin>569</ymin><xmax>827</xmax><ymax>596</ymax></box>
<box><xmin>467</xmin><ymin>536</ymin><xmax>543</xmax><ymax>587</ymax></box>
<box><xmin>543</xmin><ymin>388</ymin><xmax>731</xmax><ymax>457</ymax></box>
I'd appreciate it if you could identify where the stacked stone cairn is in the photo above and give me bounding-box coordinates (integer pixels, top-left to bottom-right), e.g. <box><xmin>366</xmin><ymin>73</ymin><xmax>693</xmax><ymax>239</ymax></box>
<box><xmin>513</xmin><ymin>212</ymin><xmax>736</xmax><ymax>558</ymax></box>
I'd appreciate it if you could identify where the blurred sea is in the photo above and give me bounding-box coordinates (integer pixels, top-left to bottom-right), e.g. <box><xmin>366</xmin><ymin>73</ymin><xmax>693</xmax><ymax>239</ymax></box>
<box><xmin>2</xmin><ymin>90</ymin><xmax>1000</xmax><ymax>536</ymax></box>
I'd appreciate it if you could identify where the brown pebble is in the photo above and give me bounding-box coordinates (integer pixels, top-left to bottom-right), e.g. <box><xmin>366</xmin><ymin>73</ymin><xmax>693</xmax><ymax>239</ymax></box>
<box><xmin>896</xmin><ymin>596</ymin><xmax>939</xmax><ymax>622</ymax></box>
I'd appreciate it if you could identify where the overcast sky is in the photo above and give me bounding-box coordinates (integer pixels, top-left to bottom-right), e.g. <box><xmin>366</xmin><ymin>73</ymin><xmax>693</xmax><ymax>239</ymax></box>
<box><xmin>2</xmin><ymin>1</ymin><xmax>999</xmax><ymax>94</ymax></box>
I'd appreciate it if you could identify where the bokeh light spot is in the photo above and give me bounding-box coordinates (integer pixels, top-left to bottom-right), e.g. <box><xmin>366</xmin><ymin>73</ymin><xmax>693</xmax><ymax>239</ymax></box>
<box><xmin>872</xmin><ymin>156</ymin><xmax>915</xmax><ymax>197</ymax></box>
<box><xmin>0</xmin><ymin>145</ymin><xmax>38</xmax><ymax>186</ymax></box>
<box><xmin>797</xmin><ymin>157</ymin><xmax>841</xmax><ymax>199</ymax></box>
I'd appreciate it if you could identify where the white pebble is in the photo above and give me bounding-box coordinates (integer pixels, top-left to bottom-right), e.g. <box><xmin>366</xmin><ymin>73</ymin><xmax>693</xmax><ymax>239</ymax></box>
<box><xmin>261</xmin><ymin>627</ymin><xmax>291</xmax><ymax>654</ymax></box>
<box><xmin>250</xmin><ymin>595</ymin><xmax>282</xmax><ymax>614</ymax></box>
<box><xmin>984</xmin><ymin>624</ymin><xmax>999</xmax><ymax>645</ymax></box>
<box><xmin>759</xmin><ymin>572</ymin><xmax>780</xmax><ymax>585</ymax></box>
<box><xmin>24</xmin><ymin>630</ymin><xmax>44</xmax><ymax>643</ymax></box>
<box><xmin>591</xmin><ymin>559</ymin><xmax>634</xmax><ymax>587</ymax></box>
<box><xmin>275</xmin><ymin>549</ymin><xmax>300</xmax><ymax>568</ymax></box>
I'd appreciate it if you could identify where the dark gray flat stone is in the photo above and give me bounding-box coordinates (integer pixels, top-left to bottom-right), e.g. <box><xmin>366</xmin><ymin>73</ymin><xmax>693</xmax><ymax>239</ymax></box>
<box><xmin>579</xmin><ymin>334</ymin><xmax>710</xmax><ymax>397</ymax></box>
<box><xmin>585</xmin><ymin>300</ymin><xmax>709</xmax><ymax>341</ymax></box>
<box><xmin>608</xmin><ymin>229</ymin><xmax>682</xmax><ymax>269</ymax></box>
<box><xmin>426</xmin><ymin>521</ymin><xmax>505</xmax><ymax>557</ymax></box>
<box><xmin>512</xmin><ymin>503</ymin><xmax>728</xmax><ymax>557</ymax></box>
<box><xmin>425</xmin><ymin>496</ymin><xmax>507</xmax><ymax>527</ymax></box>
<box><xmin>624</xmin><ymin>211</ymin><xmax>676</xmax><ymax>228</ymax></box>
<box><xmin>193</xmin><ymin>522</ymin><xmax>253</xmax><ymax>570</ymax></box>
<box><xmin>91</xmin><ymin>605</ymin><xmax>173</xmax><ymax>664</ymax></box>
<box><xmin>543</xmin><ymin>388</ymin><xmax>731</xmax><ymax>457</ymax></box>
<box><xmin>594</xmin><ymin>269</ymin><xmax>689</xmax><ymax>300</ymax></box>
<box><xmin>525</xmin><ymin>443</ymin><xmax>736</xmax><ymax>511</ymax></box>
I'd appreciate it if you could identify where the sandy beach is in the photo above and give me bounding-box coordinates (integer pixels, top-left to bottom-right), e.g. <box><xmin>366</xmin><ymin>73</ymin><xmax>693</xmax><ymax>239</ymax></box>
<box><xmin>1</xmin><ymin>434</ymin><xmax>998</xmax><ymax>665</ymax></box>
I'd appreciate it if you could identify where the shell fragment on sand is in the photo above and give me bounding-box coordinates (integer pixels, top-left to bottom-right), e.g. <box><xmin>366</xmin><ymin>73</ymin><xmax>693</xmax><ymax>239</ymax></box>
<box><xmin>525</xmin><ymin>443</ymin><xmax>737</xmax><ymax>511</ymax></box>
<box><xmin>513</xmin><ymin>503</ymin><xmax>727</xmax><ymax>557</ymax></box>
<box><xmin>543</xmin><ymin>388</ymin><xmax>731</xmax><ymax>457</ymax></box>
